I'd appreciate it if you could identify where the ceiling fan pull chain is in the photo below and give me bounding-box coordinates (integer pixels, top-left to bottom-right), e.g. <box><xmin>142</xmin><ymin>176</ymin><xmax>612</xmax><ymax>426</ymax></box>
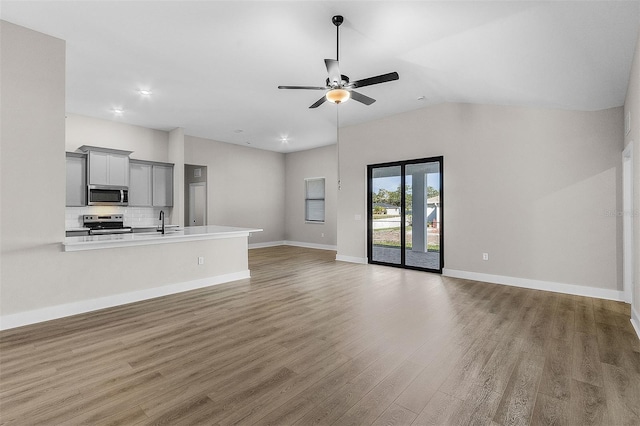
<box><xmin>337</xmin><ymin>105</ymin><xmax>341</xmax><ymax>191</ymax></box>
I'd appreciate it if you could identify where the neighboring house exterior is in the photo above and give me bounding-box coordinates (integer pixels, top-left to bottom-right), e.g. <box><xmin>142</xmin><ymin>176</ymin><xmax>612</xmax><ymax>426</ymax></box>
<box><xmin>373</xmin><ymin>203</ymin><xmax>400</xmax><ymax>215</ymax></box>
<box><xmin>427</xmin><ymin>195</ymin><xmax>440</xmax><ymax>228</ymax></box>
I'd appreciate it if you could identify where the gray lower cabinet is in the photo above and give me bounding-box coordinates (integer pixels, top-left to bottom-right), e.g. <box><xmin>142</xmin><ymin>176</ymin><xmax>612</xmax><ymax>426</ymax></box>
<box><xmin>129</xmin><ymin>160</ymin><xmax>173</xmax><ymax>207</ymax></box>
<box><xmin>66</xmin><ymin>152</ymin><xmax>87</xmax><ymax>206</ymax></box>
<box><xmin>132</xmin><ymin>226</ymin><xmax>158</xmax><ymax>233</ymax></box>
<box><xmin>66</xmin><ymin>230</ymin><xmax>90</xmax><ymax>237</ymax></box>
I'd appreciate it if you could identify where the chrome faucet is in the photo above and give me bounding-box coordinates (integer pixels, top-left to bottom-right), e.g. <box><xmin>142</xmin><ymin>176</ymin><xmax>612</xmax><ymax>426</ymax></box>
<box><xmin>158</xmin><ymin>210</ymin><xmax>165</xmax><ymax>234</ymax></box>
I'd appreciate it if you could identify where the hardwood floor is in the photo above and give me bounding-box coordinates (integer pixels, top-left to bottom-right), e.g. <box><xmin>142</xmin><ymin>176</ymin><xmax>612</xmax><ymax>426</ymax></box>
<box><xmin>1</xmin><ymin>245</ymin><xmax>639</xmax><ymax>425</ymax></box>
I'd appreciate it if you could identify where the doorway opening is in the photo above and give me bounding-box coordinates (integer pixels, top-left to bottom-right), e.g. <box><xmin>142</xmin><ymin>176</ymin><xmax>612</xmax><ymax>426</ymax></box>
<box><xmin>367</xmin><ymin>156</ymin><xmax>443</xmax><ymax>273</ymax></box>
<box><xmin>185</xmin><ymin>164</ymin><xmax>207</xmax><ymax>227</ymax></box>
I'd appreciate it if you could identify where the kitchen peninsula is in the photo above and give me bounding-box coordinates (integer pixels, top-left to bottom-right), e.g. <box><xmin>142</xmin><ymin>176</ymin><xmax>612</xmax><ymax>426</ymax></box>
<box><xmin>63</xmin><ymin>225</ymin><xmax>262</xmax><ymax>252</ymax></box>
<box><xmin>1</xmin><ymin>21</ymin><xmax>282</xmax><ymax>331</ymax></box>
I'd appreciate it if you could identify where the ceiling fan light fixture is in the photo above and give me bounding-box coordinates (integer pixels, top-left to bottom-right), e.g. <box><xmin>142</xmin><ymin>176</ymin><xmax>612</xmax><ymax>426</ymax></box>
<box><xmin>326</xmin><ymin>88</ymin><xmax>350</xmax><ymax>104</ymax></box>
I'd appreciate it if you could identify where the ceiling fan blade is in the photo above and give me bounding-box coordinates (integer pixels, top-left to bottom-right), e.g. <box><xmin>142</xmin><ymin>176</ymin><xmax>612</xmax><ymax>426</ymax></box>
<box><xmin>349</xmin><ymin>72</ymin><xmax>399</xmax><ymax>89</ymax></box>
<box><xmin>325</xmin><ymin>59</ymin><xmax>341</xmax><ymax>85</ymax></box>
<box><xmin>309</xmin><ymin>96</ymin><xmax>327</xmax><ymax>109</ymax></box>
<box><xmin>278</xmin><ymin>85</ymin><xmax>327</xmax><ymax>90</ymax></box>
<box><xmin>350</xmin><ymin>90</ymin><xmax>376</xmax><ymax>105</ymax></box>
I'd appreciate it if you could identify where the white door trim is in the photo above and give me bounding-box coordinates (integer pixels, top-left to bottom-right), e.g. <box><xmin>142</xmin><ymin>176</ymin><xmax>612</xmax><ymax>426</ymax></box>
<box><xmin>622</xmin><ymin>143</ymin><xmax>634</xmax><ymax>304</ymax></box>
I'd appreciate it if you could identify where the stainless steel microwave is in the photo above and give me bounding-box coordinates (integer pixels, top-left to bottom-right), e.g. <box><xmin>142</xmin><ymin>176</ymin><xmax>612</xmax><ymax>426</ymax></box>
<box><xmin>87</xmin><ymin>185</ymin><xmax>129</xmax><ymax>206</ymax></box>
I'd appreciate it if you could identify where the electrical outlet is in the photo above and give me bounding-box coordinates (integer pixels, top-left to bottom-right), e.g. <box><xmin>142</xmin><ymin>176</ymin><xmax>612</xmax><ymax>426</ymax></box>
<box><xmin>482</xmin><ymin>253</ymin><xmax>489</xmax><ymax>261</ymax></box>
<box><xmin>198</xmin><ymin>256</ymin><xmax>204</xmax><ymax>265</ymax></box>
<box><xmin>321</xmin><ymin>233</ymin><xmax>325</xmax><ymax>238</ymax></box>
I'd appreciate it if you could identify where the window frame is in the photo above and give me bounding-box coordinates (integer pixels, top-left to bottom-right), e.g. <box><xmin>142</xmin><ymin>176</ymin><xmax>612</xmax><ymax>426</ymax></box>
<box><xmin>304</xmin><ymin>177</ymin><xmax>325</xmax><ymax>224</ymax></box>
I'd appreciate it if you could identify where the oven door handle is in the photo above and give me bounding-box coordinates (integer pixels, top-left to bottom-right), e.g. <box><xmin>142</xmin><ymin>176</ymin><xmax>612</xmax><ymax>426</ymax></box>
<box><xmin>89</xmin><ymin>228</ymin><xmax>133</xmax><ymax>235</ymax></box>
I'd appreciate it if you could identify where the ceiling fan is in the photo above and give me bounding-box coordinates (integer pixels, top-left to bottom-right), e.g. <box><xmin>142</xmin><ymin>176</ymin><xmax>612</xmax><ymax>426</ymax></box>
<box><xmin>278</xmin><ymin>15</ymin><xmax>399</xmax><ymax>108</ymax></box>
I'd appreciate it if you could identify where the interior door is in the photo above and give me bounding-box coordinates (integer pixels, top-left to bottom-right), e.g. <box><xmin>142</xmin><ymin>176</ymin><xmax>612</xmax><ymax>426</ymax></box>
<box><xmin>368</xmin><ymin>157</ymin><xmax>443</xmax><ymax>273</ymax></box>
<box><xmin>189</xmin><ymin>182</ymin><xmax>207</xmax><ymax>226</ymax></box>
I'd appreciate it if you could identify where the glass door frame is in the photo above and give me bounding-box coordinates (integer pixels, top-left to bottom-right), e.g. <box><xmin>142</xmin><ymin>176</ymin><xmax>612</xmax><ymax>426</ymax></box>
<box><xmin>367</xmin><ymin>156</ymin><xmax>444</xmax><ymax>273</ymax></box>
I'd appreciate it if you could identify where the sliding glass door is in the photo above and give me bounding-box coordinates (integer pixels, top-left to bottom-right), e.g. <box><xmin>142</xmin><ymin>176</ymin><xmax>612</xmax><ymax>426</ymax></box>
<box><xmin>369</xmin><ymin>165</ymin><xmax>403</xmax><ymax>265</ymax></box>
<box><xmin>368</xmin><ymin>157</ymin><xmax>443</xmax><ymax>273</ymax></box>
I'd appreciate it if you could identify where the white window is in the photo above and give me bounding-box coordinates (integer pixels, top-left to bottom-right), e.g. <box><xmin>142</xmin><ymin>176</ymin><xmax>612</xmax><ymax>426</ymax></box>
<box><xmin>305</xmin><ymin>178</ymin><xmax>325</xmax><ymax>223</ymax></box>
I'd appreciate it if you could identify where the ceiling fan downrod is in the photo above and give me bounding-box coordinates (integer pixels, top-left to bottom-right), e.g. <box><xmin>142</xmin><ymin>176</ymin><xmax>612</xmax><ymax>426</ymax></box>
<box><xmin>332</xmin><ymin>15</ymin><xmax>343</xmax><ymax>62</ymax></box>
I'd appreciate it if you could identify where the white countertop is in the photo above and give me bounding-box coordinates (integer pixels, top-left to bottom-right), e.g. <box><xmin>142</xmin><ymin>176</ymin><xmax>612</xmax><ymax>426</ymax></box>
<box><xmin>63</xmin><ymin>225</ymin><xmax>262</xmax><ymax>252</ymax></box>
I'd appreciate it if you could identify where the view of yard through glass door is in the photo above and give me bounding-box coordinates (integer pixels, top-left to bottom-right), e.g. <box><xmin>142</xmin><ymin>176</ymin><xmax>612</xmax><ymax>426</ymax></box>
<box><xmin>368</xmin><ymin>157</ymin><xmax>443</xmax><ymax>272</ymax></box>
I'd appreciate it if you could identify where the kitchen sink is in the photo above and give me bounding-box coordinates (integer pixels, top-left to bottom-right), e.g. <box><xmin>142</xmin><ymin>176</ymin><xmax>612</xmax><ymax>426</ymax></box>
<box><xmin>133</xmin><ymin>225</ymin><xmax>182</xmax><ymax>234</ymax></box>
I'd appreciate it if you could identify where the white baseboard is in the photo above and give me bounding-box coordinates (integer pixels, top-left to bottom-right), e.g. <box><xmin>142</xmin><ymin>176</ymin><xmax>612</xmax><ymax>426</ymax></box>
<box><xmin>283</xmin><ymin>241</ymin><xmax>337</xmax><ymax>251</ymax></box>
<box><xmin>249</xmin><ymin>241</ymin><xmax>337</xmax><ymax>251</ymax></box>
<box><xmin>632</xmin><ymin>306</ymin><xmax>640</xmax><ymax>340</ymax></box>
<box><xmin>0</xmin><ymin>270</ymin><xmax>250</xmax><ymax>331</ymax></box>
<box><xmin>249</xmin><ymin>241</ymin><xmax>285</xmax><ymax>249</ymax></box>
<box><xmin>336</xmin><ymin>254</ymin><xmax>368</xmax><ymax>264</ymax></box>
<box><xmin>443</xmin><ymin>269</ymin><xmax>625</xmax><ymax>302</ymax></box>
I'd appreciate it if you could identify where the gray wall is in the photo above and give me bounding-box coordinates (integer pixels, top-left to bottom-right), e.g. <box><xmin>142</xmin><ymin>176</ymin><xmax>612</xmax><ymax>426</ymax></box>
<box><xmin>338</xmin><ymin>103</ymin><xmax>624</xmax><ymax>291</ymax></box>
<box><xmin>284</xmin><ymin>144</ymin><xmax>338</xmax><ymax>247</ymax></box>
<box><xmin>66</xmin><ymin>113</ymin><xmax>170</xmax><ymax>162</ymax></box>
<box><xmin>184</xmin><ymin>135</ymin><xmax>286</xmax><ymax>245</ymax></box>
<box><xmin>1</xmin><ymin>20</ymin><xmax>66</xmax><ymax>316</ymax></box>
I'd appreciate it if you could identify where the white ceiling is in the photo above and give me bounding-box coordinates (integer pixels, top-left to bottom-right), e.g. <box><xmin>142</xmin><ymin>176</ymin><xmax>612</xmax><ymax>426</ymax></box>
<box><xmin>2</xmin><ymin>1</ymin><xmax>639</xmax><ymax>153</ymax></box>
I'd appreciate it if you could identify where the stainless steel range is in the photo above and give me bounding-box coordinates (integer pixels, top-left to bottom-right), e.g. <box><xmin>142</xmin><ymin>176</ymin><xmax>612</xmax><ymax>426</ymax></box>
<box><xmin>83</xmin><ymin>214</ymin><xmax>132</xmax><ymax>235</ymax></box>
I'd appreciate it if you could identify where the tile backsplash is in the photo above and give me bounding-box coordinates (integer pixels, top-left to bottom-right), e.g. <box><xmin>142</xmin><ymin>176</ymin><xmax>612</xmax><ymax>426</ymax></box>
<box><xmin>66</xmin><ymin>206</ymin><xmax>173</xmax><ymax>229</ymax></box>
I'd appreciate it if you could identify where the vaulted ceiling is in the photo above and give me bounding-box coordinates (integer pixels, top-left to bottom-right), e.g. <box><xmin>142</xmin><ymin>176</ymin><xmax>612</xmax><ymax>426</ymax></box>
<box><xmin>2</xmin><ymin>1</ymin><xmax>639</xmax><ymax>152</ymax></box>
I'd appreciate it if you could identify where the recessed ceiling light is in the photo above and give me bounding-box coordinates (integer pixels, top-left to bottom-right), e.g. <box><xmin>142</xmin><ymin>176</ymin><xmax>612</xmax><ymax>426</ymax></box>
<box><xmin>138</xmin><ymin>89</ymin><xmax>152</xmax><ymax>96</ymax></box>
<box><xmin>234</xmin><ymin>129</ymin><xmax>243</xmax><ymax>133</ymax></box>
<box><xmin>112</xmin><ymin>108</ymin><xmax>124</xmax><ymax>115</ymax></box>
<box><xmin>417</xmin><ymin>96</ymin><xmax>426</xmax><ymax>101</ymax></box>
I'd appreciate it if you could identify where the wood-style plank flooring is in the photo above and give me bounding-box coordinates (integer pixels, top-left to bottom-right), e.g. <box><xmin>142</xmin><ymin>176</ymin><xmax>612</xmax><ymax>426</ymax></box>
<box><xmin>1</xmin><ymin>246</ymin><xmax>639</xmax><ymax>425</ymax></box>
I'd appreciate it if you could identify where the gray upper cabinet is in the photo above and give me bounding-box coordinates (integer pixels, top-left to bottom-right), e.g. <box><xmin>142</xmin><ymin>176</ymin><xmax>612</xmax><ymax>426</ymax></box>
<box><xmin>129</xmin><ymin>160</ymin><xmax>173</xmax><ymax>207</ymax></box>
<box><xmin>66</xmin><ymin>153</ymin><xmax>86</xmax><ymax>206</ymax></box>
<box><xmin>108</xmin><ymin>154</ymin><xmax>129</xmax><ymax>186</ymax></box>
<box><xmin>129</xmin><ymin>161</ymin><xmax>153</xmax><ymax>206</ymax></box>
<box><xmin>80</xmin><ymin>146</ymin><xmax>132</xmax><ymax>187</ymax></box>
<box><xmin>88</xmin><ymin>151</ymin><xmax>129</xmax><ymax>186</ymax></box>
<box><xmin>152</xmin><ymin>164</ymin><xmax>173</xmax><ymax>207</ymax></box>
<box><xmin>68</xmin><ymin>146</ymin><xmax>172</xmax><ymax>207</ymax></box>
